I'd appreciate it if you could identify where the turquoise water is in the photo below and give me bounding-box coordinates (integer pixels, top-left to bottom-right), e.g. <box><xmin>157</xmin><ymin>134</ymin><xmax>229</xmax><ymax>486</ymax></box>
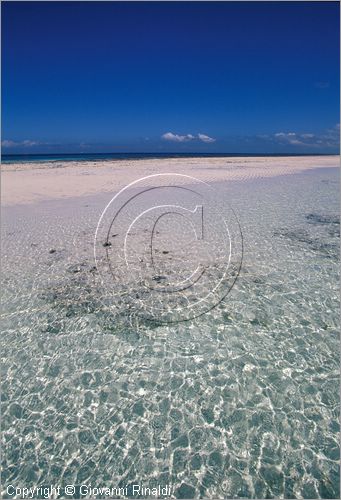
<box><xmin>1</xmin><ymin>166</ymin><xmax>339</xmax><ymax>498</ymax></box>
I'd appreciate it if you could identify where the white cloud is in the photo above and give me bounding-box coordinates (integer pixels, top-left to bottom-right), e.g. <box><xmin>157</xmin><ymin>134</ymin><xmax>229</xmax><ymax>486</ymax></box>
<box><xmin>161</xmin><ymin>132</ymin><xmax>195</xmax><ymax>142</ymax></box>
<box><xmin>161</xmin><ymin>132</ymin><xmax>216</xmax><ymax>143</ymax></box>
<box><xmin>1</xmin><ymin>140</ymin><xmax>17</xmax><ymax>147</ymax></box>
<box><xmin>22</xmin><ymin>140</ymin><xmax>40</xmax><ymax>146</ymax></box>
<box><xmin>1</xmin><ymin>139</ymin><xmax>41</xmax><ymax>148</ymax></box>
<box><xmin>288</xmin><ymin>139</ymin><xmax>304</xmax><ymax>145</ymax></box>
<box><xmin>274</xmin><ymin>132</ymin><xmax>303</xmax><ymax>145</ymax></box>
<box><xmin>198</xmin><ymin>133</ymin><xmax>216</xmax><ymax>143</ymax></box>
<box><xmin>275</xmin><ymin>132</ymin><xmax>296</xmax><ymax>138</ymax></box>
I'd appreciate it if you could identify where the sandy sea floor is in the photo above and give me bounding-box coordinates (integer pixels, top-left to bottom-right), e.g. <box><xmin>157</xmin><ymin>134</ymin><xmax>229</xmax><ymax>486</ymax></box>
<box><xmin>1</xmin><ymin>156</ymin><xmax>340</xmax><ymax>498</ymax></box>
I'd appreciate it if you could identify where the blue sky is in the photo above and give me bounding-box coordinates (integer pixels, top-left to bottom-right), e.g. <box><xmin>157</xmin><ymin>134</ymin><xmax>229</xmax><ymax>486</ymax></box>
<box><xmin>2</xmin><ymin>1</ymin><xmax>340</xmax><ymax>154</ymax></box>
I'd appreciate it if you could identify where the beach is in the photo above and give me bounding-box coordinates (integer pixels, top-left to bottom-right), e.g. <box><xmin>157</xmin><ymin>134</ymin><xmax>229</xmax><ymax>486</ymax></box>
<box><xmin>1</xmin><ymin>155</ymin><xmax>340</xmax><ymax>498</ymax></box>
<box><xmin>2</xmin><ymin>155</ymin><xmax>339</xmax><ymax>206</ymax></box>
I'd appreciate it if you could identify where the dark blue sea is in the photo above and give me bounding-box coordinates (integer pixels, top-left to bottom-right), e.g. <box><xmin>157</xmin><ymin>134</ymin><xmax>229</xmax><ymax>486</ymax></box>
<box><xmin>1</xmin><ymin>152</ymin><xmax>325</xmax><ymax>164</ymax></box>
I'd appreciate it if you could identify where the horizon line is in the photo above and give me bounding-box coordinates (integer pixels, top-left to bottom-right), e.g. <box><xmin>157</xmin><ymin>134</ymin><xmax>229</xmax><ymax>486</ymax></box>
<box><xmin>2</xmin><ymin>151</ymin><xmax>339</xmax><ymax>157</ymax></box>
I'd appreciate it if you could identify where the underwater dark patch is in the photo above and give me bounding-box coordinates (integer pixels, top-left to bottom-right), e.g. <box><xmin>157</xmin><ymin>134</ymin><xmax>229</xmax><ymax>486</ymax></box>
<box><xmin>273</xmin><ymin>228</ymin><xmax>339</xmax><ymax>260</ymax></box>
<box><xmin>305</xmin><ymin>213</ymin><xmax>340</xmax><ymax>225</ymax></box>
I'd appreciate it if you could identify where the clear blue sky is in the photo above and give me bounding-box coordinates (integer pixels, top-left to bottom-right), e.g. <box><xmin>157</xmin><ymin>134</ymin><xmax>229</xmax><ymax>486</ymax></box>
<box><xmin>2</xmin><ymin>1</ymin><xmax>340</xmax><ymax>154</ymax></box>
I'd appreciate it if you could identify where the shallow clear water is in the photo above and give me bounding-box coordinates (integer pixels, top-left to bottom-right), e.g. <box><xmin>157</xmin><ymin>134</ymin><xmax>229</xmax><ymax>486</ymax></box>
<box><xmin>1</xmin><ymin>166</ymin><xmax>339</xmax><ymax>498</ymax></box>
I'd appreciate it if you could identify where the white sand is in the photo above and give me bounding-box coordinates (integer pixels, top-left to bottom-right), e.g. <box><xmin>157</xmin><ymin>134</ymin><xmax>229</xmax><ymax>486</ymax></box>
<box><xmin>1</xmin><ymin>155</ymin><xmax>339</xmax><ymax>206</ymax></box>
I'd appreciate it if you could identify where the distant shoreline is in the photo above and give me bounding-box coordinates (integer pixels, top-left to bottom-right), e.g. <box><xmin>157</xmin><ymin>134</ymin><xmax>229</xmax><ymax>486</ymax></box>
<box><xmin>1</xmin><ymin>151</ymin><xmax>339</xmax><ymax>164</ymax></box>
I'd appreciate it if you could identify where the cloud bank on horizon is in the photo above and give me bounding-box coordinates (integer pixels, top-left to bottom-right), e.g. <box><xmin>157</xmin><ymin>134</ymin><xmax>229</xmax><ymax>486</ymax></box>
<box><xmin>258</xmin><ymin>123</ymin><xmax>340</xmax><ymax>149</ymax></box>
<box><xmin>2</xmin><ymin>124</ymin><xmax>339</xmax><ymax>153</ymax></box>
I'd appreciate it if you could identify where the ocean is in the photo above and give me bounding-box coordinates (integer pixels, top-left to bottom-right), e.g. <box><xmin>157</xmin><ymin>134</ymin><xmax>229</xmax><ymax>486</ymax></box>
<box><xmin>1</xmin><ymin>152</ymin><xmax>329</xmax><ymax>164</ymax></box>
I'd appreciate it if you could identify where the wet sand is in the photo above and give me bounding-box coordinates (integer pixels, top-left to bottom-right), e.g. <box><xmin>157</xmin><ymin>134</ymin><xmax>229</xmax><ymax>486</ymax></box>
<box><xmin>2</xmin><ymin>155</ymin><xmax>339</xmax><ymax>206</ymax></box>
